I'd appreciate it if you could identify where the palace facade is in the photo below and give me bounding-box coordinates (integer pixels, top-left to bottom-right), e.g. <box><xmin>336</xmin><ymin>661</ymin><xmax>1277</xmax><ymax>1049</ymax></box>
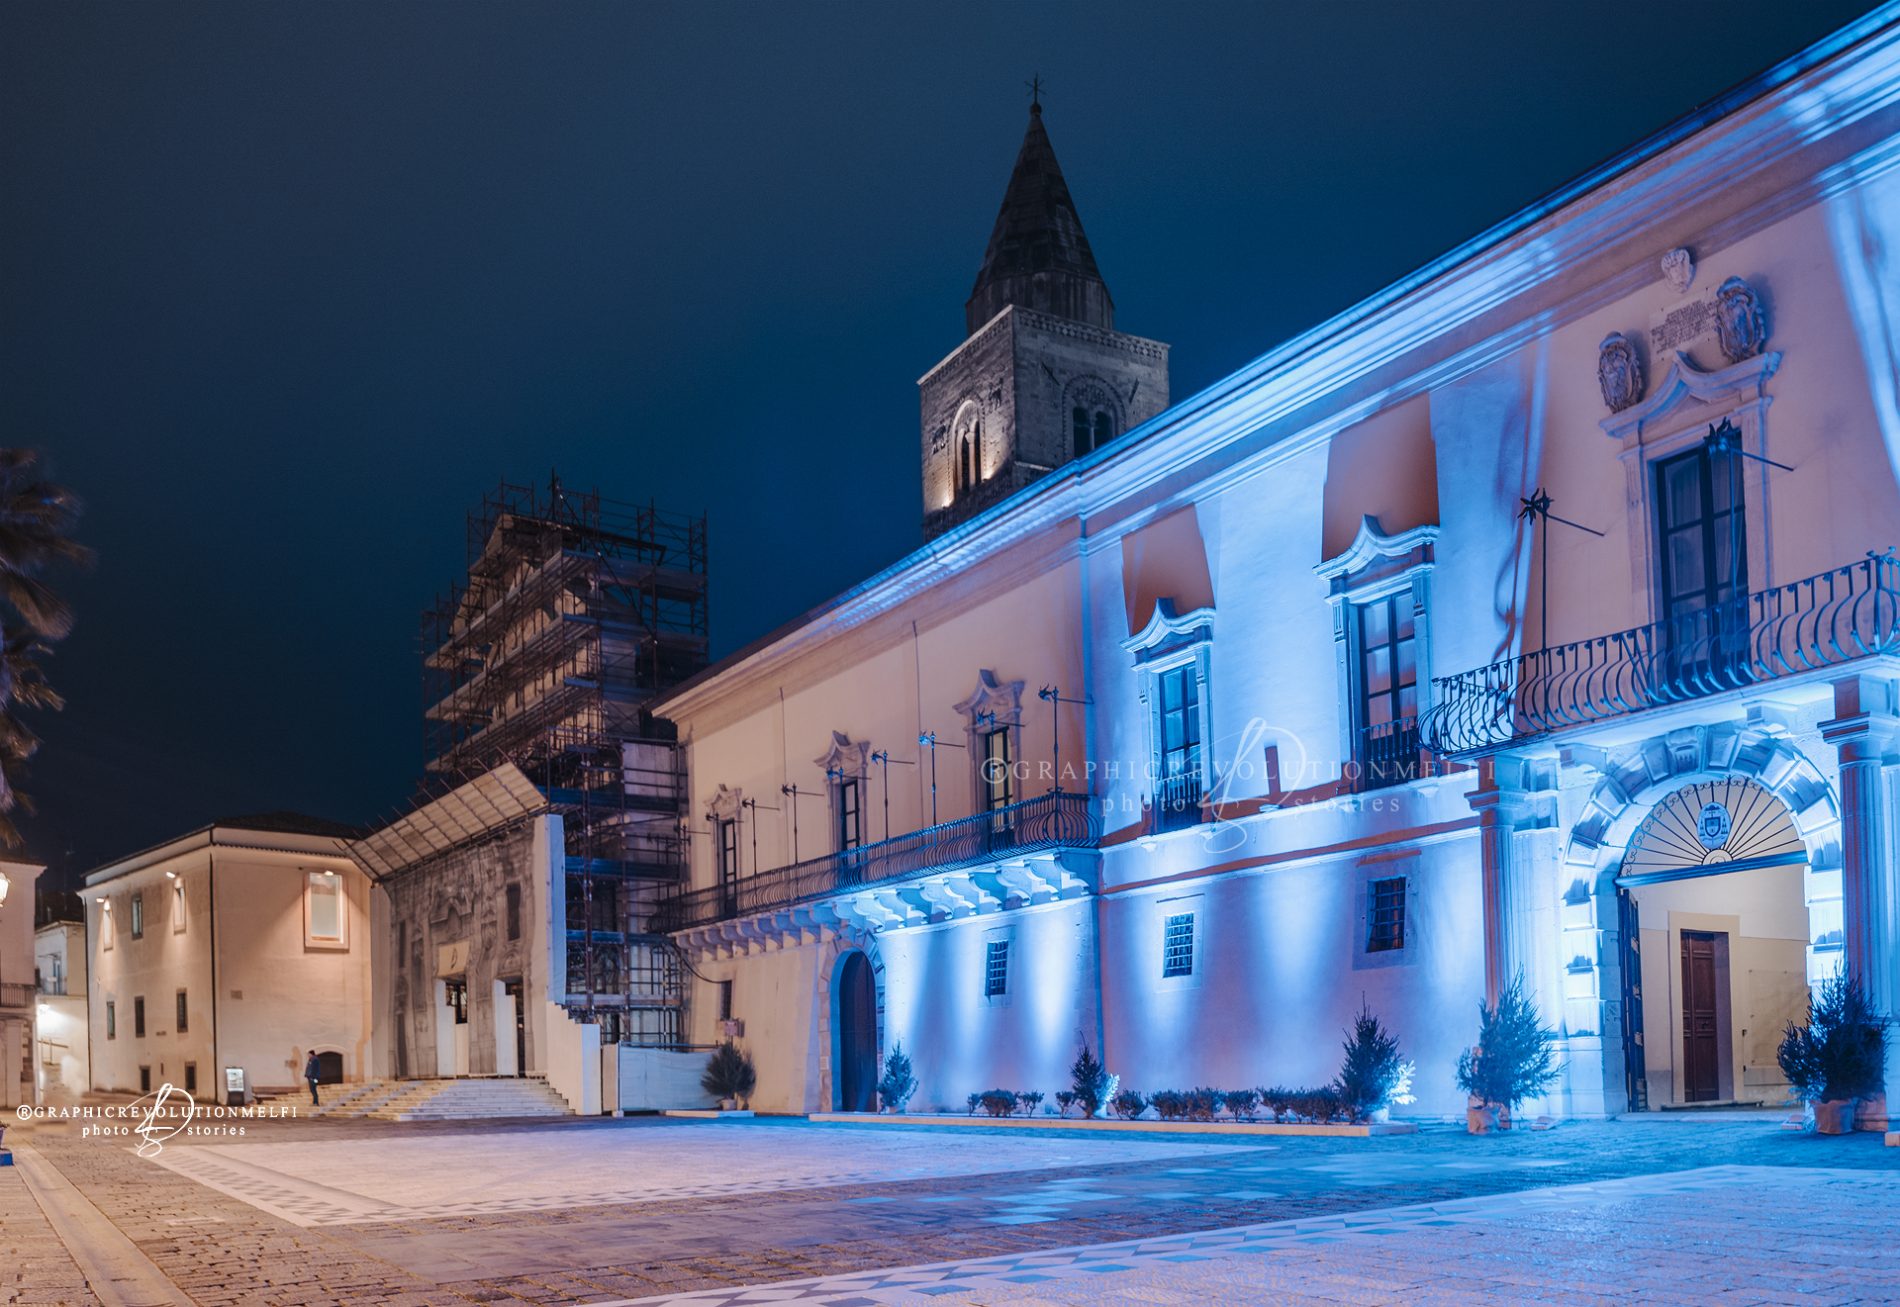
<box><xmin>655</xmin><ymin>12</ymin><xmax>1900</xmax><ymax>1124</ymax></box>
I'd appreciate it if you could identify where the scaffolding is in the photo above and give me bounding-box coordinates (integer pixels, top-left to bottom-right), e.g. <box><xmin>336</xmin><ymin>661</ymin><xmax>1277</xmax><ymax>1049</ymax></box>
<box><xmin>420</xmin><ymin>476</ymin><xmax>708</xmax><ymax>1044</ymax></box>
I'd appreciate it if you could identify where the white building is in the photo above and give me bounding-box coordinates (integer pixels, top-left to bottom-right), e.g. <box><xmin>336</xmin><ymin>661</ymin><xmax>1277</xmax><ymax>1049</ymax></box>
<box><xmin>33</xmin><ymin>913</ymin><xmax>87</xmax><ymax>1102</ymax></box>
<box><xmin>656</xmin><ymin>9</ymin><xmax>1900</xmax><ymax>1125</ymax></box>
<box><xmin>85</xmin><ymin>814</ymin><xmax>371</xmax><ymax>1102</ymax></box>
<box><xmin>0</xmin><ymin>858</ymin><xmax>44</xmax><ymax>1109</ymax></box>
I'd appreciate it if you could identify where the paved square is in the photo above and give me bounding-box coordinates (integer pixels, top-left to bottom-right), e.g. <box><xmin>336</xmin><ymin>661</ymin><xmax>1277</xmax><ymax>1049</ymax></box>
<box><xmin>148</xmin><ymin>1121</ymin><xmax>1260</xmax><ymax>1226</ymax></box>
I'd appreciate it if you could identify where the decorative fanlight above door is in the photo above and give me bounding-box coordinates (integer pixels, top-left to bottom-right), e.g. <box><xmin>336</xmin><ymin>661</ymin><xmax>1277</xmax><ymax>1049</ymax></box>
<box><xmin>1619</xmin><ymin>777</ymin><xmax>1805</xmax><ymax>885</ymax></box>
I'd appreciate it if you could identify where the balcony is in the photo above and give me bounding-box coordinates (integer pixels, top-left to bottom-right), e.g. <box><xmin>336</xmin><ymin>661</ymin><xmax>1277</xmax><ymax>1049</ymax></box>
<box><xmin>1152</xmin><ymin>770</ymin><xmax>1204</xmax><ymax>832</ymax></box>
<box><xmin>1356</xmin><ymin>716</ymin><xmax>1426</xmax><ymax>790</ymax></box>
<box><xmin>1423</xmin><ymin>550</ymin><xmax>1900</xmax><ymax>758</ymax></box>
<box><xmin>0</xmin><ymin>981</ymin><xmax>35</xmax><ymax>1011</ymax></box>
<box><xmin>656</xmin><ymin>790</ymin><xmax>1099</xmax><ymax>932</ymax></box>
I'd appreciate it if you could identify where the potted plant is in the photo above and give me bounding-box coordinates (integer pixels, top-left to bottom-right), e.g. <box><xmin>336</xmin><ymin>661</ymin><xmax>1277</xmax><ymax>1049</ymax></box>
<box><xmin>876</xmin><ymin>1042</ymin><xmax>917</xmax><ymax>1114</ymax></box>
<box><xmin>1455</xmin><ymin>975</ymin><xmax>1557</xmax><ymax>1132</ymax></box>
<box><xmin>701</xmin><ymin>1039</ymin><xmax>756</xmax><ymax>1111</ymax></box>
<box><xmin>1778</xmin><ymin>972</ymin><xmax>1887</xmax><ymax>1135</ymax></box>
<box><xmin>1070</xmin><ymin>1041</ymin><xmax>1114</xmax><ymax>1119</ymax></box>
<box><xmin>1336</xmin><ymin>1003</ymin><xmax>1416</xmax><ymax>1123</ymax></box>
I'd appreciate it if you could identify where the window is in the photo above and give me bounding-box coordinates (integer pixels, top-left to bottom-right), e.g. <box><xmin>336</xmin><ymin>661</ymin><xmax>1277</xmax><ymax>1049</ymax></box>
<box><xmin>718</xmin><ymin>979</ymin><xmax>734</xmax><ymax>1022</ymax></box>
<box><xmin>1162</xmin><ymin>912</ymin><xmax>1196</xmax><ymax>978</ymax></box>
<box><xmin>1654</xmin><ymin>440</ymin><xmax>1747</xmax><ymax>674</ymax></box>
<box><xmin>130</xmin><ymin>893</ymin><xmax>144</xmax><ymax>939</ymax></box>
<box><xmin>505</xmin><ymin>884</ymin><xmax>522</xmax><ymax>941</ymax></box>
<box><xmin>716</xmin><ymin>817</ymin><xmax>739</xmax><ymax>883</ymax></box>
<box><xmin>139</xmin><ymin>1066</ymin><xmax>151</xmax><ymax>1093</ymax></box>
<box><xmin>306</xmin><ymin>870</ymin><xmax>344</xmax><ymax>946</ymax></box>
<box><xmin>1355</xmin><ymin>593</ymin><xmax>1420</xmax><ymax>789</ymax></box>
<box><xmin>175</xmin><ymin>989</ymin><xmax>188</xmax><ymax>1034</ymax></box>
<box><xmin>184</xmin><ymin>1063</ymin><xmax>197</xmax><ymax>1095</ymax></box>
<box><xmin>981</xmin><ymin>726</ymin><xmax>1013</xmax><ymax>812</ymax></box>
<box><xmin>445</xmin><ymin>978</ymin><xmax>469</xmax><ymax>1026</ymax></box>
<box><xmin>106</xmin><ymin>1000</ymin><xmax>116</xmax><ymax>1039</ymax></box>
<box><xmin>1368</xmin><ymin>876</ymin><xmax>1407</xmax><ymax>952</ymax></box>
<box><xmin>172</xmin><ymin>880</ymin><xmax>186</xmax><ymax>933</ymax></box>
<box><xmin>134</xmin><ymin>996</ymin><xmax>146</xmax><ymax>1038</ymax></box>
<box><xmin>835</xmin><ymin>776</ymin><xmax>862</xmax><ymax>851</ymax></box>
<box><xmin>1156</xmin><ymin>664</ymin><xmax>1203</xmax><ymax>829</ymax></box>
<box><xmin>983</xmin><ymin>940</ymin><xmax>1009</xmax><ymax>998</ymax></box>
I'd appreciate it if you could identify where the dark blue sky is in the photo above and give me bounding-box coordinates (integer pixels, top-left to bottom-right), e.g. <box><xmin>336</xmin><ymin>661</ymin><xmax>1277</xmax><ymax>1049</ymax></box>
<box><xmin>1</xmin><ymin>1</ymin><xmax>1875</xmax><ymax>884</ymax></box>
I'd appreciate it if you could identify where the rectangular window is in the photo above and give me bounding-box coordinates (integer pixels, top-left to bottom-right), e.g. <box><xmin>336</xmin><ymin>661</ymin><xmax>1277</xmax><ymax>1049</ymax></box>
<box><xmin>983</xmin><ymin>940</ymin><xmax>1009</xmax><ymax>998</ymax></box>
<box><xmin>836</xmin><ymin>776</ymin><xmax>861</xmax><ymax>850</ymax></box>
<box><xmin>184</xmin><ymin>1063</ymin><xmax>197</xmax><ymax>1095</ymax></box>
<box><xmin>718</xmin><ymin>979</ymin><xmax>734</xmax><ymax>1022</ymax></box>
<box><xmin>106</xmin><ymin>1000</ymin><xmax>116</xmax><ymax>1039</ymax></box>
<box><xmin>445</xmin><ymin>978</ymin><xmax>469</xmax><ymax>1026</ymax></box>
<box><xmin>1162</xmin><ymin>912</ymin><xmax>1196</xmax><ymax>978</ymax></box>
<box><xmin>1157</xmin><ymin>665</ymin><xmax>1202</xmax><ymax>828</ymax></box>
<box><xmin>716</xmin><ymin>818</ymin><xmax>739</xmax><ymax>885</ymax></box>
<box><xmin>982</xmin><ymin>727</ymin><xmax>1013</xmax><ymax>812</ymax></box>
<box><xmin>175</xmin><ymin>989</ymin><xmax>188</xmax><ymax>1033</ymax></box>
<box><xmin>172</xmin><ymin>880</ymin><xmax>187</xmax><ymax>932</ymax></box>
<box><xmin>1368</xmin><ymin>876</ymin><xmax>1407</xmax><ymax>952</ymax></box>
<box><xmin>134</xmin><ymin>995</ymin><xmax>146</xmax><ymax>1038</ymax></box>
<box><xmin>1355</xmin><ymin>593</ymin><xmax>1419</xmax><ymax>789</ymax></box>
<box><xmin>505</xmin><ymin>884</ymin><xmax>522</xmax><ymax>941</ymax></box>
<box><xmin>306</xmin><ymin>871</ymin><xmax>344</xmax><ymax>945</ymax></box>
<box><xmin>139</xmin><ymin>1066</ymin><xmax>151</xmax><ymax>1094</ymax></box>
<box><xmin>1654</xmin><ymin>441</ymin><xmax>1747</xmax><ymax>674</ymax></box>
<box><xmin>130</xmin><ymin>893</ymin><xmax>144</xmax><ymax>939</ymax></box>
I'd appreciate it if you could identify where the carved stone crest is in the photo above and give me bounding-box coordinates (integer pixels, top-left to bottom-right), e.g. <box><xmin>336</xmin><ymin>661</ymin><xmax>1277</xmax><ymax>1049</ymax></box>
<box><xmin>1660</xmin><ymin>247</ymin><xmax>1695</xmax><ymax>295</ymax></box>
<box><xmin>1596</xmin><ymin>333</ymin><xmax>1644</xmax><ymax>412</ymax></box>
<box><xmin>1714</xmin><ymin>276</ymin><xmax>1767</xmax><ymax>363</ymax></box>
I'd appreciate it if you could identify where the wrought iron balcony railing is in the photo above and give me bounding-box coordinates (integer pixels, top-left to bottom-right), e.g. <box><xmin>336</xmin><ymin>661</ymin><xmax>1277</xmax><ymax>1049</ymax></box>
<box><xmin>1356</xmin><ymin>716</ymin><xmax>1426</xmax><ymax>791</ymax></box>
<box><xmin>1423</xmin><ymin>550</ymin><xmax>1900</xmax><ymax>758</ymax></box>
<box><xmin>1153</xmin><ymin>770</ymin><xmax>1204</xmax><ymax>832</ymax></box>
<box><xmin>655</xmin><ymin>790</ymin><xmax>1099</xmax><ymax>932</ymax></box>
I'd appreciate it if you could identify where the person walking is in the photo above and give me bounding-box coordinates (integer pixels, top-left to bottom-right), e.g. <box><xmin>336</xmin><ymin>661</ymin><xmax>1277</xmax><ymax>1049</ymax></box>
<box><xmin>304</xmin><ymin>1050</ymin><xmax>321</xmax><ymax>1108</ymax></box>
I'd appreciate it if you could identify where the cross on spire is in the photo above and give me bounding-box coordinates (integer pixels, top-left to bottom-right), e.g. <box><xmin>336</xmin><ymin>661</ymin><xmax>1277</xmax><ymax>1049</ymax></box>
<box><xmin>1026</xmin><ymin>74</ymin><xmax>1044</xmax><ymax>111</ymax></box>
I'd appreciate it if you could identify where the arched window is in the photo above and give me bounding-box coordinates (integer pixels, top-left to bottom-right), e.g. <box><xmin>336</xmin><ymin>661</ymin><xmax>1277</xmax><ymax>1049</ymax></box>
<box><xmin>951</xmin><ymin>402</ymin><xmax>983</xmax><ymax>496</ymax></box>
<box><xmin>1093</xmin><ymin>410</ymin><xmax>1113</xmax><ymax>451</ymax></box>
<box><xmin>1064</xmin><ymin>379</ymin><xmax>1119</xmax><ymax>460</ymax></box>
<box><xmin>1073</xmin><ymin>405</ymin><xmax>1093</xmax><ymax>456</ymax></box>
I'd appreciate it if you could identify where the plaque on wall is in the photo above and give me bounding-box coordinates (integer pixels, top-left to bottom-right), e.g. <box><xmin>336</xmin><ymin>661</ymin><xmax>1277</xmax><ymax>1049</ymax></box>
<box><xmin>436</xmin><ymin>939</ymin><xmax>470</xmax><ymax>977</ymax></box>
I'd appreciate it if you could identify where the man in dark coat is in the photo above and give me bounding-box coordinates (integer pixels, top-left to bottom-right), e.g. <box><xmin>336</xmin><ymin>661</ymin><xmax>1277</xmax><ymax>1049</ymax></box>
<box><xmin>304</xmin><ymin>1050</ymin><xmax>321</xmax><ymax>1107</ymax></box>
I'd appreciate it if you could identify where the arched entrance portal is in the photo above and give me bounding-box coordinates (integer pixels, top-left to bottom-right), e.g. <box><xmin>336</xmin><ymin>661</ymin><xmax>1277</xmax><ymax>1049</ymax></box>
<box><xmin>835</xmin><ymin>950</ymin><xmax>878</xmax><ymax>1112</ymax></box>
<box><xmin>1562</xmin><ymin>725</ymin><xmax>1842</xmax><ymax>1116</ymax></box>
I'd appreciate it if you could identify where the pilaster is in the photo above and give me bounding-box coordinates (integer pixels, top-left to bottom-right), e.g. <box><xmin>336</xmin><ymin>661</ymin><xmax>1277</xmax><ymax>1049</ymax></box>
<box><xmin>1819</xmin><ymin>671</ymin><xmax>1900</xmax><ymax>1133</ymax></box>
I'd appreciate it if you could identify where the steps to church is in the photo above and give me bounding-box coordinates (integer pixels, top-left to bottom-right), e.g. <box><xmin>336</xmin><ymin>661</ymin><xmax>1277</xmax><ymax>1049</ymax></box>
<box><xmin>298</xmin><ymin>1076</ymin><xmax>573</xmax><ymax>1121</ymax></box>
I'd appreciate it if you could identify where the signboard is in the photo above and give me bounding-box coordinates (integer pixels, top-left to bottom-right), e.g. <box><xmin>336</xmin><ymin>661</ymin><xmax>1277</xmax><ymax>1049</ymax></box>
<box><xmin>224</xmin><ymin>1066</ymin><xmax>247</xmax><ymax>1104</ymax></box>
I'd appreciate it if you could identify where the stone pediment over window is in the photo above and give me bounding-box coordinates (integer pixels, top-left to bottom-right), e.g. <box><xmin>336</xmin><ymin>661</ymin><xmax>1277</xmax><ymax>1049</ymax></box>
<box><xmin>1314</xmin><ymin>515</ymin><xmax>1439</xmax><ymax>596</ymax></box>
<box><xmin>1121</xmin><ymin>597</ymin><xmax>1214</xmax><ymax>665</ymax></box>
<box><xmin>954</xmin><ymin>670</ymin><xmax>1026</xmax><ymax>725</ymax></box>
<box><xmin>815</xmin><ymin>731</ymin><xmax>870</xmax><ymax>777</ymax></box>
<box><xmin>1599</xmin><ymin>350</ymin><xmax>1780</xmax><ymax>445</ymax></box>
<box><xmin>706</xmin><ymin>784</ymin><xmax>745</xmax><ymax>823</ymax></box>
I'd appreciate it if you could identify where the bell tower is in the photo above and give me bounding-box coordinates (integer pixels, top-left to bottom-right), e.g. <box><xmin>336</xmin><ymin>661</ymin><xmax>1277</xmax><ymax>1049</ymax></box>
<box><xmin>920</xmin><ymin>99</ymin><xmax>1170</xmax><ymax>539</ymax></box>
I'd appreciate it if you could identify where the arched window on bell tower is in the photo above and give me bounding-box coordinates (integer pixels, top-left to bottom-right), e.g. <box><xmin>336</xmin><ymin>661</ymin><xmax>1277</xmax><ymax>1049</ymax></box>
<box><xmin>1066</xmin><ymin>379</ymin><xmax>1120</xmax><ymax>459</ymax></box>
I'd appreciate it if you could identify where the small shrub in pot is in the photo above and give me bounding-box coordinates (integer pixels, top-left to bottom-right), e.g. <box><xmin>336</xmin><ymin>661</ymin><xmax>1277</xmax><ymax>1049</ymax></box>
<box><xmin>701</xmin><ymin>1040</ymin><xmax>757</xmax><ymax>1110</ymax></box>
<box><xmin>1778</xmin><ymin>972</ymin><xmax>1888</xmax><ymax>1134</ymax></box>
<box><xmin>1455</xmin><ymin>974</ymin><xmax>1558</xmax><ymax>1132</ymax></box>
<box><xmin>1111</xmin><ymin>1089</ymin><xmax>1148</xmax><ymax>1120</ymax></box>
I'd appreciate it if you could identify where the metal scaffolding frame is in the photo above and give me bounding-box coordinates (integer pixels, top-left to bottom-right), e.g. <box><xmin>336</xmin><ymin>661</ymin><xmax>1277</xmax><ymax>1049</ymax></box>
<box><xmin>419</xmin><ymin>475</ymin><xmax>708</xmax><ymax>1045</ymax></box>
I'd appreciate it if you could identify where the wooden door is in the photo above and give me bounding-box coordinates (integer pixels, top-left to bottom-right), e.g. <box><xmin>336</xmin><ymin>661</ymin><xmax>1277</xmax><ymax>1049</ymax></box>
<box><xmin>837</xmin><ymin>952</ymin><xmax>877</xmax><ymax>1112</ymax></box>
<box><xmin>1680</xmin><ymin>931</ymin><xmax>1721</xmax><ymax>1103</ymax></box>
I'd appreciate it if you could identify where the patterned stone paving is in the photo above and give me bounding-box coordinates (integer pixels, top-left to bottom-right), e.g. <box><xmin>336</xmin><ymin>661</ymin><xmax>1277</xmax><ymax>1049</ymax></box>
<box><xmin>589</xmin><ymin>1165</ymin><xmax>1900</xmax><ymax>1305</ymax></box>
<box><xmin>0</xmin><ymin>1162</ymin><xmax>92</xmax><ymax>1306</ymax></box>
<box><xmin>9</xmin><ymin>1113</ymin><xmax>1900</xmax><ymax>1305</ymax></box>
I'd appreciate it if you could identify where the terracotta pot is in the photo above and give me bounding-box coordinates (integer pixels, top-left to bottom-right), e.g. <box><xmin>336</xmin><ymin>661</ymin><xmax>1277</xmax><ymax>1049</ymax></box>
<box><xmin>1814</xmin><ymin>1099</ymin><xmax>1856</xmax><ymax>1135</ymax></box>
<box><xmin>1466</xmin><ymin>1103</ymin><xmax>1501</xmax><ymax>1134</ymax></box>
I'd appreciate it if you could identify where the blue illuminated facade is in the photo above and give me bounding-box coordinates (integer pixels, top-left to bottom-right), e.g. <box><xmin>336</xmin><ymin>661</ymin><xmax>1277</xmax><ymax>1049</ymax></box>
<box><xmin>658</xmin><ymin>7</ymin><xmax>1900</xmax><ymax>1125</ymax></box>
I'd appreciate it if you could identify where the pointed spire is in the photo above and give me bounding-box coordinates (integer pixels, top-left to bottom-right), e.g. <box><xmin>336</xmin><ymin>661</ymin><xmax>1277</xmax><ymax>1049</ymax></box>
<box><xmin>965</xmin><ymin>100</ymin><xmax>1114</xmax><ymax>336</ymax></box>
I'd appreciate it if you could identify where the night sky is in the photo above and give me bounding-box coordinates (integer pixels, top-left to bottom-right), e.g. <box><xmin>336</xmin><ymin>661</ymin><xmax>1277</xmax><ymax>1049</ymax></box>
<box><xmin>1</xmin><ymin>1</ymin><xmax>1876</xmax><ymax>886</ymax></box>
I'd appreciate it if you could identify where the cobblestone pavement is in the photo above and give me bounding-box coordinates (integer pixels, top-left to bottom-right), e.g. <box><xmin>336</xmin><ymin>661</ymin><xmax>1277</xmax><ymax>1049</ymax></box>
<box><xmin>9</xmin><ymin>1112</ymin><xmax>1899</xmax><ymax>1305</ymax></box>
<box><xmin>0</xmin><ymin>1161</ymin><xmax>92</xmax><ymax>1305</ymax></box>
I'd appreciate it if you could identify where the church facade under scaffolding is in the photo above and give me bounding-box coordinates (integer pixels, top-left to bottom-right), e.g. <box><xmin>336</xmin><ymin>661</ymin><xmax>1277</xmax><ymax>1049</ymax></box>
<box><xmin>356</xmin><ymin>480</ymin><xmax>707</xmax><ymax>1086</ymax></box>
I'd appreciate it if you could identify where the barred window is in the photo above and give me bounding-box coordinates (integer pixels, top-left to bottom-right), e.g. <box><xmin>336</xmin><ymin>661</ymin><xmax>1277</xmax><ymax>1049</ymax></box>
<box><xmin>1368</xmin><ymin>876</ymin><xmax>1407</xmax><ymax>952</ymax></box>
<box><xmin>1162</xmin><ymin>912</ymin><xmax>1195</xmax><ymax>978</ymax></box>
<box><xmin>983</xmin><ymin>940</ymin><xmax>1009</xmax><ymax>997</ymax></box>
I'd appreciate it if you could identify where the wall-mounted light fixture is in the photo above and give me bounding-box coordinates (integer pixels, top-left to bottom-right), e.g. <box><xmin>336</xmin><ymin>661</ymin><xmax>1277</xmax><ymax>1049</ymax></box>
<box><xmin>0</xmin><ymin>870</ymin><xmax>9</xmax><ymax>906</ymax></box>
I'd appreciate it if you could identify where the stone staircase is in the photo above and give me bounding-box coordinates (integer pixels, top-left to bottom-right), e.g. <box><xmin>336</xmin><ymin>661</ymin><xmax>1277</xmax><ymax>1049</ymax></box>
<box><xmin>307</xmin><ymin>1079</ymin><xmax>408</xmax><ymax>1119</ymax></box>
<box><xmin>364</xmin><ymin>1075</ymin><xmax>573</xmax><ymax>1121</ymax></box>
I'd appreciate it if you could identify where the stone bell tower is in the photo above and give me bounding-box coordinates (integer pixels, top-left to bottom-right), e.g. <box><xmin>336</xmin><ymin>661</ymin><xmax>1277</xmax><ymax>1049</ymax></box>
<box><xmin>920</xmin><ymin>99</ymin><xmax>1170</xmax><ymax>539</ymax></box>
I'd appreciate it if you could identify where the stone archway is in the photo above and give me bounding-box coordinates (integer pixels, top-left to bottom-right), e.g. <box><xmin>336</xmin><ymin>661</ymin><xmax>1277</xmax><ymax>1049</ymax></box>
<box><xmin>816</xmin><ymin>932</ymin><xmax>885</xmax><ymax>1113</ymax></box>
<box><xmin>1560</xmin><ymin>723</ymin><xmax>1841</xmax><ymax>1112</ymax></box>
